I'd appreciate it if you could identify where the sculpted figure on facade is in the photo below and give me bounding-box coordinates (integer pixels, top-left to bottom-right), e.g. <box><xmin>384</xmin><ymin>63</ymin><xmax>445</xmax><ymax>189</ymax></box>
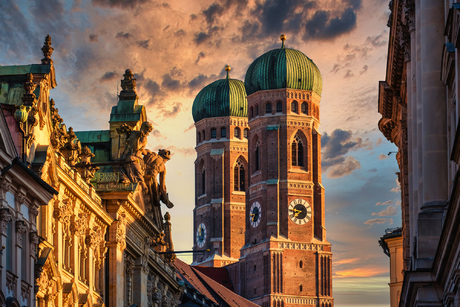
<box><xmin>76</xmin><ymin>146</ymin><xmax>99</xmax><ymax>183</ymax></box>
<box><xmin>144</xmin><ymin>149</ymin><xmax>174</xmax><ymax>227</ymax></box>
<box><xmin>119</xmin><ymin>121</ymin><xmax>153</xmax><ymax>191</ymax></box>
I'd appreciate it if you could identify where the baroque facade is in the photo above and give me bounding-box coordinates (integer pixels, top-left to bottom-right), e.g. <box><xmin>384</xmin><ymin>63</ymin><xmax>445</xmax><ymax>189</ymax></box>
<box><xmin>0</xmin><ymin>36</ymin><xmax>183</xmax><ymax>306</ymax></box>
<box><xmin>191</xmin><ymin>37</ymin><xmax>333</xmax><ymax>307</ymax></box>
<box><xmin>378</xmin><ymin>0</ymin><xmax>460</xmax><ymax>305</ymax></box>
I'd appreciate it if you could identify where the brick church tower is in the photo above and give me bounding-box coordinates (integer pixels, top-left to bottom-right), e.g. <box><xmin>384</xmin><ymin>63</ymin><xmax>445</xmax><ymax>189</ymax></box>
<box><xmin>191</xmin><ymin>66</ymin><xmax>250</xmax><ymax>267</ymax></box>
<box><xmin>232</xmin><ymin>35</ymin><xmax>333</xmax><ymax>307</ymax></box>
<box><xmin>191</xmin><ymin>36</ymin><xmax>333</xmax><ymax>307</ymax></box>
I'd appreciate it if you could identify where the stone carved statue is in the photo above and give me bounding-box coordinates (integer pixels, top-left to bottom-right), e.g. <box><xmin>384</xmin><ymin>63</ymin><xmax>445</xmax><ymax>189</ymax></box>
<box><xmin>119</xmin><ymin>121</ymin><xmax>153</xmax><ymax>191</ymax></box>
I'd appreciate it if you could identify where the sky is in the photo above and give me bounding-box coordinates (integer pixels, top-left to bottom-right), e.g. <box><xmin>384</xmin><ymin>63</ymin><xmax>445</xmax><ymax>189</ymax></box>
<box><xmin>1</xmin><ymin>0</ymin><xmax>399</xmax><ymax>305</ymax></box>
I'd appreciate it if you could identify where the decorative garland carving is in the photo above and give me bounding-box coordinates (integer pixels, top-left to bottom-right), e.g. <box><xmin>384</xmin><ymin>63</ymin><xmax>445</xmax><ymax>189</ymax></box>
<box><xmin>54</xmin><ymin>198</ymin><xmax>73</xmax><ymax>236</ymax></box>
<box><xmin>30</xmin><ymin>232</ymin><xmax>40</xmax><ymax>257</ymax></box>
<box><xmin>71</xmin><ymin>212</ymin><xmax>88</xmax><ymax>236</ymax></box>
<box><xmin>6</xmin><ymin>270</ymin><xmax>17</xmax><ymax>294</ymax></box>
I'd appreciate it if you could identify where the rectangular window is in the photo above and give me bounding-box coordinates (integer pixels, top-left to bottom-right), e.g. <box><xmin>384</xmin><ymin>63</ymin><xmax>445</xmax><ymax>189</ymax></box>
<box><xmin>221</xmin><ymin>128</ymin><xmax>226</xmax><ymax>138</ymax></box>
<box><xmin>211</xmin><ymin>129</ymin><xmax>216</xmax><ymax>138</ymax></box>
<box><xmin>276</xmin><ymin>102</ymin><xmax>282</xmax><ymax>113</ymax></box>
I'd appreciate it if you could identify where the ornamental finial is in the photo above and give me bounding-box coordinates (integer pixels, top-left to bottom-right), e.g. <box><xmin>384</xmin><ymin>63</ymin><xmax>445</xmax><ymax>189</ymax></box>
<box><xmin>41</xmin><ymin>35</ymin><xmax>54</xmax><ymax>65</ymax></box>
<box><xmin>119</xmin><ymin>69</ymin><xmax>138</xmax><ymax>100</ymax></box>
<box><xmin>280</xmin><ymin>34</ymin><xmax>286</xmax><ymax>48</ymax></box>
<box><xmin>225</xmin><ymin>65</ymin><xmax>231</xmax><ymax>79</ymax></box>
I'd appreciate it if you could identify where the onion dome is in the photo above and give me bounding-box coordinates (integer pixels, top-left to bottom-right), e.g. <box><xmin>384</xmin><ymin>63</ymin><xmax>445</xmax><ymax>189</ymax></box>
<box><xmin>245</xmin><ymin>34</ymin><xmax>323</xmax><ymax>97</ymax></box>
<box><xmin>192</xmin><ymin>66</ymin><xmax>248</xmax><ymax>123</ymax></box>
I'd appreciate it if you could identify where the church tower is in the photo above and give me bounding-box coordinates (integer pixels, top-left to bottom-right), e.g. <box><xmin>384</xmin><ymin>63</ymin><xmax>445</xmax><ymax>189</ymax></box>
<box><xmin>235</xmin><ymin>35</ymin><xmax>333</xmax><ymax>307</ymax></box>
<box><xmin>191</xmin><ymin>66</ymin><xmax>249</xmax><ymax>267</ymax></box>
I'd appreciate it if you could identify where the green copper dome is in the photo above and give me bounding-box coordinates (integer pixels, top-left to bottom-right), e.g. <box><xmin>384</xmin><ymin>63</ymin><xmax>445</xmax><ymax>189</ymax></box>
<box><xmin>245</xmin><ymin>47</ymin><xmax>322</xmax><ymax>96</ymax></box>
<box><xmin>192</xmin><ymin>77</ymin><xmax>248</xmax><ymax>123</ymax></box>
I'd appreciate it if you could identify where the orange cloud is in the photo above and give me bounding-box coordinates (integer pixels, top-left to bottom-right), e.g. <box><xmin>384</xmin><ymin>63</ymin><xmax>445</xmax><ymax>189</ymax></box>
<box><xmin>333</xmin><ymin>267</ymin><xmax>388</xmax><ymax>278</ymax></box>
<box><xmin>333</xmin><ymin>258</ymin><xmax>360</xmax><ymax>266</ymax></box>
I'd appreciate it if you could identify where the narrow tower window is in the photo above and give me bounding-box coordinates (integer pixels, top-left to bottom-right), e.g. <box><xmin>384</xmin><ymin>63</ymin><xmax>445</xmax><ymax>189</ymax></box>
<box><xmin>301</xmin><ymin>102</ymin><xmax>308</xmax><ymax>114</ymax></box>
<box><xmin>276</xmin><ymin>102</ymin><xmax>282</xmax><ymax>113</ymax></box>
<box><xmin>211</xmin><ymin>128</ymin><xmax>216</xmax><ymax>138</ymax></box>
<box><xmin>198</xmin><ymin>132</ymin><xmax>201</xmax><ymax>143</ymax></box>
<box><xmin>244</xmin><ymin>128</ymin><xmax>249</xmax><ymax>139</ymax></box>
<box><xmin>234</xmin><ymin>159</ymin><xmax>245</xmax><ymax>191</ymax></box>
<box><xmin>291</xmin><ymin>101</ymin><xmax>298</xmax><ymax>113</ymax></box>
<box><xmin>256</xmin><ymin>105</ymin><xmax>259</xmax><ymax>116</ymax></box>
<box><xmin>266</xmin><ymin>103</ymin><xmax>272</xmax><ymax>114</ymax></box>
<box><xmin>292</xmin><ymin>135</ymin><xmax>304</xmax><ymax>167</ymax></box>
<box><xmin>255</xmin><ymin>142</ymin><xmax>261</xmax><ymax>171</ymax></box>
<box><xmin>250</xmin><ymin>107</ymin><xmax>254</xmax><ymax>119</ymax></box>
<box><xmin>234</xmin><ymin>127</ymin><xmax>241</xmax><ymax>139</ymax></box>
<box><xmin>221</xmin><ymin>127</ymin><xmax>226</xmax><ymax>138</ymax></box>
<box><xmin>201</xmin><ymin>169</ymin><xmax>206</xmax><ymax>195</ymax></box>
<box><xmin>202</xmin><ymin>130</ymin><xmax>205</xmax><ymax>140</ymax></box>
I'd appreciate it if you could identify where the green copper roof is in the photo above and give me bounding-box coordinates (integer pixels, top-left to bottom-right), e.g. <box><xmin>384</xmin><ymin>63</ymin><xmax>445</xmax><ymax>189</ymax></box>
<box><xmin>245</xmin><ymin>48</ymin><xmax>322</xmax><ymax>96</ymax></box>
<box><xmin>192</xmin><ymin>78</ymin><xmax>248</xmax><ymax>123</ymax></box>
<box><xmin>110</xmin><ymin>99</ymin><xmax>144</xmax><ymax>122</ymax></box>
<box><xmin>0</xmin><ymin>65</ymin><xmax>51</xmax><ymax>76</ymax></box>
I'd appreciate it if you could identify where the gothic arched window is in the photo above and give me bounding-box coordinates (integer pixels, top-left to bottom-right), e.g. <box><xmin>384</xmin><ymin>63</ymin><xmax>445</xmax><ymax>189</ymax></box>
<box><xmin>221</xmin><ymin>127</ymin><xmax>227</xmax><ymax>138</ymax></box>
<box><xmin>301</xmin><ymin>102</ymin><xmax>308</xmax><ymax>115</ymax></box>
<box><xmin>211</xmin><ymin>128</ymin><xmax>216</xmax><ymax>139</ymax></box>
<box><xmin>292</xmin><ymin>135</ymin><xmax>304</xmax><ymax>167</ymax></box>
<box><xmin>234</xmin><ymin>159</ymin><xmax>245</xmax><ymax>191</ymax></box>
<box><xmin>266</xmin><ymin>103</ymin><xmax>272</xmax><ymax>114</ymax></box>
<box><xmin>291</xmin><ymin>101</ymin><xmax>298</xmax><ymax>113</ymax></box>
<box><xmin>244</xmin><ymin>128</ymin><xmax>249</xmax><ymax>139</ymax></box>
<box><xmin>276</xmin><ymin>102</ymin><xmax>282</xmax><ymax>113</ymax></box>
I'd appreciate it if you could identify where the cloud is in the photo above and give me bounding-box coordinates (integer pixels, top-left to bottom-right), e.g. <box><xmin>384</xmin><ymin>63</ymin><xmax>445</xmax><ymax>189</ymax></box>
<box><xmin>162</xmin><ymin>74</ymin><xmax>181</xmax><ymax>91</ymax></box>
<box><xmin>375</xmin><ymin>200</ymin><xmax>392</xmax><ymax>206</ymax></box>
<box><xmin>304</xmin><ymin>7</ymin><xmax>357</xmax><ymax>40</ymax></box>
<box><xmin>100</xmin><ymin>71</ymin><xmax>118</xmax><ymax>83</ymax></box>
<box><xmin>390</xmin><ymin>178</ymin><xmax>401</xmax><ymax>193</ymax></box>
<box><xmin>378</xmin><ymin>153</ymin><xmax>389</xmax><ymax>160</ymax></box>
<box><xmin>371</xmin><ymin>206</ymin><xmax>397</xmax><ymax>216</ymax></box>
<box><xmin>161</xmin><ymin>102</ymin><xmax>183</xmax><ymax>118</ymax></box>
<box><xmin>92</xmin><ymin>0</ymin><xmax>149</xmax><ymax>9</ymax></box>
<box><xmin>152</xmin><ymin>145</ymin><xmax>195</xmax><ymax>157</ymax></box>
<box><xmin>366</xmin><ymin>32</ymin><xmax>388</xmax><ymax>47</ymax></box>
<box><xmin>359</xmin><ymin>65</ymin><xmax>368</xmax><ymax>75</ymax></box>
<box><xmin>334</xmin><ymin>266</ymin><xmax>387</xmax><ymax>278</ymax></box>
<box><xmin>326</xmin><ymin>156</ymin><xmax>361</xmax><ymax>178</ymax></box>
<box><xmin>322</xmin><ymin>129</ymin><xmax>372</xmax><ymax>172</ymax></box>
<box><xmin>116</xmin><ymin>32</ymin><xmax>132</xmax><ymax>39</ymax></box>
<box><xmin>184</xmin><ymin>123</ymin><xmax>195</xmax><ymax>133</ymax></box>
<box><xmin>368</xmin><ymin>168</ymin><xmax>377</xmax><ymax>173</ymax></box>
<box><xmin>89</xmin><ymin>34</ymin><xmax>98</xmax><ymax>42</ymax></box>
<box><xmin>333</xmin><ymin>258</ymin><xmax>360</xmax><ymax>266</ymax></box>
<box><xmin>136</xmin><ymin>39</ymin><xmax>151</xmax><ymax>49</ymax></box>
<box><xmin>364</xmin><ymin>218</ymin><xmax>393</xmax><ymax>226</ymax></box>
<box><xmin>375</xmin><ymin>138</ymin><xmax>383</xmax><ymax>146</ymax></box>
<box><xmin>344</xmin><ymin>69</ymin><xmax>354</xmax><ymax>79</ymax></box>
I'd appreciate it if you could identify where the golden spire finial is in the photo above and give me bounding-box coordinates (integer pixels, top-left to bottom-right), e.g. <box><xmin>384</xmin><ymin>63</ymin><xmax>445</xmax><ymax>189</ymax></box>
<box><xmin>225</xmin><ymin>65</ymin><xmax>231</xmax><ymax>79</ymax></box>
<box><xmin>280</xmin><ymin>34</ymin><xmax>286</xmax><ymax>48</ymax></box>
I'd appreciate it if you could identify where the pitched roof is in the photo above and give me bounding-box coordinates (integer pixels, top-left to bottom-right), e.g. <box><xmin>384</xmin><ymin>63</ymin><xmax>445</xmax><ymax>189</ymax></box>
<box><xmin>193</xmin><ymin>266</ymin><xmax>234</xmax><ymax>291</ymax></box>
<box><xmin>174</xmin><ymin>259</ymin><xmax>258</xmax><ymax>307</ymax></box>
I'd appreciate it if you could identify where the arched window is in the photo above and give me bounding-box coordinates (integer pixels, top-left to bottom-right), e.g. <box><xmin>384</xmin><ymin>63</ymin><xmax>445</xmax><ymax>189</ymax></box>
<box><xmin>256</xmin><ymin>105</ymin><xmax>259</xmax><ymax>116</ymax></box>
<box><xmin>234</xmin><ymin>127</ymin><xmax>241</xmax><ymax>139</ymax></box>
<box><xmin>202</xmin><ymin>130</ymin><xmax>205</xmax><ymax>141</ymax></box>
<box><xmin>234</xmin><ymin>159</ymin><xmax>245</xmax><ymax>191</ymax></box>
<box><xmin>221</xmin><ymin>127</ymin><xmax>227</xmax><ymax>138</ymax></box>
<box><xmin>244</xmin><ymin>128</ymin><xmax>249</xmax><ymax>139</ymax></box>
<box><xmin>292</xmin><ymin>135</ymin><xmax>304</xmax><ymax>167</ymax></box>
<box><xmin>211</xmin><ymin>128</ymin><xmax>216</xmax><ymax>139</ymax></box>
<box><xmin>291</xmin><ymin>101</ymin><xmax>298</xmax><ymax>113</ymax></box>
<box><xmin>198</xmin><ymin>132</ymin><xmax>201</xmax><ymax>143</ymax></box>
<box><xmin>255</xmin><ymin>142</ymin><xmax>261</xmax><ymax>171</ymax></box>
<box><xmin>276</xmin><ymin>102</ymin><xmax>282</xmax><ymax>113</ymax></box>
<box><xmin>201</xmin><ymin>168</ymin><xmax>206</xmax><ymax>195</ymax></box>
<box><xmin>266</xmin><ymin>103</ymin><xmax>272</xmax><ymax>114</ymax></box>
<box><xmin>250</xmin><ymin>107</ymin><xmax>254</xmax><ymax>119</ymax></box>
<box><xmin>301</xmin><ymin>102</ymin><xmax>308</xmax><ymax>115</ymax></box>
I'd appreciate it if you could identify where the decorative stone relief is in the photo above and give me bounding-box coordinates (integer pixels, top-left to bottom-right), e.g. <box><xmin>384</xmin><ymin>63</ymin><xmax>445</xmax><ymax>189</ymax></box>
<box><xmin>0</xmin><ymin>208</ymin><xmax>12</xmax><ymax>236</ymax></box>
<box><xmin>21</xmin><ymin>280</ymin><xmax>32</xmax><ymax>302</ymax></box>
<box><xmin>0</xmin><ymin>178</ymin><xmax>11</xmax><ymax>193</ymax></box>
<box><xmin>76</xmin><ymin>146</ymin><xmax>99</xmax><ymax>183</ymax></box>
<box><xmin>16</xmin><ymin>220</ymin><xmax>27</xmax><ymax>247</ymax></box>
<box><xmin>54</xmin><ymin>198</ymin><xmax>72</xmax><ymax>235</ymax></box>
<box><xmin>404</xmin><ymin>0</ymin><xmax>415</xmax><ymax>32</ymax></box>
<box><xmin>125</xmin><ymin>254</ymin><xmax>135</xmax><ymax>305</ymax></box>
<box><xmin>60</xmin><ymin>127</ymin><xmax>81</xmax><ymax>167</ymax></box>
<box><xmin>71</xmin><ymin>212</ymin><xmax>88</xmax><ymax>237</ymax></box>
<box><xmin>86</xmin><ymin>226</ymin><xmax>103</xmax><ymax>251</ymax></box>
<box><xmin>147</xmin><ymin>276</ymin><xmax>155</xmax><ymax>307</ymax></box>
<box><xmin>30</xmin><ymin>232</ymin><xmax>40</xmax><ymax>257</ymax></box>
<box><xmin>116</xmin><ymin>212</ymin><xmax>127</xmax><ymax>250</ymax></box>
<box><xmin>6</xmin><ymin>270</ymin><xmax>17</xmax><ymax>294</ymax></box>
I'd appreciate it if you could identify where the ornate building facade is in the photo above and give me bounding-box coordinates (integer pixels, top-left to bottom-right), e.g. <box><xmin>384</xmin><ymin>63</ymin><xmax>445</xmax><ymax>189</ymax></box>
<box><xmin>0</xmin><ymin>36</ymin><xmax>182</xmax><ymax>307</ymax></box>
<box><xmin>192</xmin><ymin>37</ymin><xmax>333</xmax><ymax>307</ymax></box>
<box><xmin>378</xmin><ymin>0</ymin><xmax>460</xmax><ymax>305</ymax></box>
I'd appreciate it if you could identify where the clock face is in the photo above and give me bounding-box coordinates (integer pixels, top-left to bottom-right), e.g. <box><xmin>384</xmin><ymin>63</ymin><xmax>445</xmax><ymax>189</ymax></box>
<box><xmin>288</xmin><ymin>199</ymin><xmax>312</xmax><ymax>225</ymax></box>
<box><xmin>196</xmin><ymin>223</ymin><xmax>207</xmax><ymax>248</ymax></box>
<box><xmin>250</xmin><ymin>201</ymin><xmax>262</xmax><ymax>228</ymax></box>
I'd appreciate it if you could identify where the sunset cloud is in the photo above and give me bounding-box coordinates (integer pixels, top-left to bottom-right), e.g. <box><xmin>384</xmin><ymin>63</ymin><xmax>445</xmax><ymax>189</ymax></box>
<box><xmin>334</xmin><ymin>267</ymin><xmax>388</xmax><ymax>278</ymax></box>
<box><xmin>371</xmin><ymin>206</ymin><xmax>397</xmax><ymax>217</ymax></box>
<box><xmin>364</xmin><ymin>218</ymin><xmax>393</xmax><ymax>226</ymax></box>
